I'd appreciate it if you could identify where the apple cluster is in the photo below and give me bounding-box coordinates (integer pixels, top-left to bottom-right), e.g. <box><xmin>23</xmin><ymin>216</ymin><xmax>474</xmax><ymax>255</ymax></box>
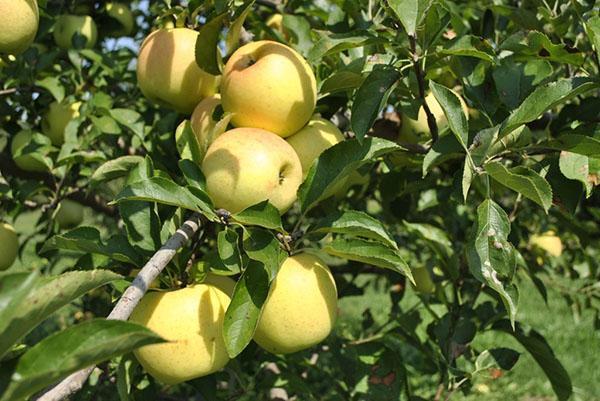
<box><xmin>130</xmin><ymin>25</ymin><xmax>346</xmax><ymax>384</ymax></box>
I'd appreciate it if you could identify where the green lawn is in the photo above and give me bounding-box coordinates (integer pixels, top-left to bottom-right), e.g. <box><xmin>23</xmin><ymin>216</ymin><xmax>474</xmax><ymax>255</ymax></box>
<box><xmin>337</xmin><ymin>275</ymin><xmax>600</xmax><ymax>401</ymax></box>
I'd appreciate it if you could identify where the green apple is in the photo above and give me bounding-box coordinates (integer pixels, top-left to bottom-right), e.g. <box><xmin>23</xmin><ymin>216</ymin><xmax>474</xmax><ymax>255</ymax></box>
<box><xmin>137</xmin><ymin>28</ymin><xmax>220</xmax><ymax>114</ymax></box>
<box><xmin>398</xmin><ymin>91</ymin><xmax>468</xmax><ymax>144</ymax></box>
<box><xmin>55</xmin><ymin>199</ymin><xmax>84</xmax><ymax>228</ymax></box>
<box><xmin>0</xmin><ymin>0</ymin><xmax>39</xmax><ymax>54</ymax></box>
<box><xmin>411</xmin><ymin>267</ymin><xmax>435</xmax><ymax>294</ymax></box>
<box><xmin>221</xmin><ymin>40</ymin><xmax>317</xmax><ymax>137</ymax></box>
<box><xmin>201</xmin><ymin>127</ymin><xmax>303</xmax><ymax>214</ymax></box>
<box><xmin>41</xmin><ymin>101</ymin><xmax>81</xmax><ymax>145</ymax></box>
<box><xmin>0</xmin><ymin>222</ymin><xmax>19</xmax><ymax>270</ymax></box>
<box><xmin>286</xmin><ymin>117</ymin><xmax>345</xmax><ymax>177</ymax></box>
<box><xmin>11</xmin><ymin>130</ymin><xmax>48</xmax><ymax>172</ymax></box>
<box><xmin>105</xmin><ymin>2</ymin><xmax>134</xmax><ymax>37</ymax></box>
<box><xmin>53</xmin><ymin>14</ymin><xmax>98</xmax><ymax>49</ymax></box>
<box><xmin>129</xmin><ymin>284</ymin><xmax>231</xmax><ymax>384</ymax></box>
<box><xmin>253</xmin><ymin>253</ymin><xmax>337</xmax><ymax>354</ymax></box>
<box><xmin>530</xmin><ymin>230</ymin><xmax>563</xmax><ymax>257</ymax></box>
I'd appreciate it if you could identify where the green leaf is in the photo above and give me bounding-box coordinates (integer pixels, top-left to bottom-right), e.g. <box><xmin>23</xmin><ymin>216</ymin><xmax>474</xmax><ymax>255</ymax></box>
<box><xmin>585</xmin><ymin>16</ymin><xmax>600</xmax><ymax>62</ymax></box>
<box><xmin>0</xmin><ymin>272</ymin><xmax>38</xmax><ymax>358</ymax></box>
<box><xmin>323</xmin><ymin>237</ymin><xmax>412</xmax><ymax>281</ymax></box>
<box><xmin>119</xmin><ymin>201</ymin><xmax>162</xmax><ymax>252</ymax></box>
<box><xmin>195</xmin><ymin>12</ymin><xmax>226</xmax><ymax>75</ymax></box>
<box><xmin>90</xmin><ymin>115</ymin><xmax>122</xmax><ymax>135</ymax></box>
<box><xmin>423</xmin><ymin>132</ymin><xmax>463</xmax><ymax>176</ymax></box>
<box><xmin>402</xmin><ymin>221</ymin><xmax>453</xmax><ymax>259</ymax></box>
<box><xmin>225</xmin><ymin>1</ymin><xmax>254</xmax><ymax>55</ymax></box>
<box><xmin>310</xmin><ymin>210</ymin><xmax>397</xmax><ymax>249</ymax></box>
<box><xmin>493</xmin><ymin>320</ymin><xmax>572</xmax><ymax>401</ymax></box>
<box><xmin>307</xmin><ymin>31</ymin><xmax>386</xmax><ymax>61</ymax></box>
<box><xmin>1</xmin><ymin>320</ymin><xmax>164</xmax><ymax>401</ymax></box>
<box><xmin>0</xmin><ymin>270</ymin><xmax>122</xmax><ymax>360</ymax></box>
<box><xmin>90</xmin><ymin>156</ymin><xmax>144</xmax><ymax>186</ymax></box>
<box><xmin>351</xmin><ymin>65</ymin><xmax>400</xmax><ymax>141</ymax></box>
<box><xmin>474</xmin><ymin>348</ymin><xmax>520</xmax><ymax>373</ymax></box>
<box><xmin>320</xmin><ymin>70</ymin><xmax>365</xmax><ymax>95</ymax></box>
<box><xmin>113</xmin><ymin>176</ymin><xmax>216</xmax><ymax>220</ymax></box>
<box><xmin>559</xmin><ymin>151</ymin><xmax>592</xmax><ymax>198</ymax></box>
<box><xmin>500</xmin><ymin>31</ymin><xmax>584</xmax><ymax>66</ymax></box>
<box><xmin>387</xmin><ymin>0</ymin><xmax>434</xmax><ymax>35</ymax></box>
<box><xmin>175</xmin><ymin>120</ymin><xmax>203</xmax><ymax>164</ymax></box>
<box><xmin>218</xmin><ymin>228</ymin><xmax>243</xmax><ymax>273</ymax></box>
<box><xmin>430</xmin><ymin>82</ymin><xmax>469</xmax><ymax>149</ymax></box>
<box><xmin>242</xmin><ymin>228</ymin><xmax>286</xmax><ymax>280</ymax></box>
<box><xmin>492</xmin><ymin>60</ymin><xmax>553</xmax><ymax>110</ymax></box>
<box><xmin>282</xmin><ymin>14</ymin><xmax>314</xmax><ymax>57</ymax></box>
<box><xmin>231</xmin><ymin>201</ymin><xmax>283</xmax><ymax>231</ymax></box>
<box><xmin>462</xmin><ymin>157</ymin><xmax>474</xmax><ymax>202</ymax></box>
<box><xmin>545</xmin><ymin>134</ymin><xmax>600</xmax><ymax>157</ymax></box>
<box><xmin>466</xmin><ymin>200</ymin><xmax>518</xmax><ymax>325</ymax></box>
<box><xmin>440</xmin><ymin>35</ymin><xmax>496</xmax><ymax>63</ymax></box>
<box><xmin>500</xmin><ymin>78</ymin><xmax>598</xmax><ymax>138</ymax></box>
<box><xmin>485</xmin><ymin>161</ymin><xmax>553</xmax><ymax>212</ymax></box>
<box><xmin>222</xmin><ymin>260</ymin><xmax>270</xmax><ymax>358</ymax></box>
<box><xmin>36</xmin><ymin>77</ymin><xmax>65</xmax><ymax>102</ymax></box>
<box><xmin>178</xmin><ymin>159</ymin><xmax>207</xmax><ymax>190</ymax></box>
<box><xmin>299</xmin><ymin>137</ymin><xmax>401</xmax><ymax>212</ymax></box>
<box><xmin>41</xmin><ymin>227</ymin><xmax>143</xmax><ymax>265</ymax></box>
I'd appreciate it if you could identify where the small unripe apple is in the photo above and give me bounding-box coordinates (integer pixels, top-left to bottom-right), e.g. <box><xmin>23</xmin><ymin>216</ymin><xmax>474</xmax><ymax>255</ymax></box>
<box><xmin>0</xmin><ymin>0</ymin><xmax>39</xmax><ymax>55</ymax></box>
<box><xmin>137</xmin><ymin>28</ymin><xmax>220</xmax><ymax>114</ymax></box>
<box><xmin>129</xmin><ymin>284</ymin><xmax>231</xmax><ymax>384</ymax></box>
<box><xmin>55</xmin><ymin>199</ymin><xmax>84</xmax><ymax>228</ymax></box>
<box><xmin>0</xmin><ymin>222</ymin><xmax>19</xmax><ymax>270</ymax></box>
<box><xmin>11</xmin><ymin>130</ymin><xmax>48</xmax><ymax>172</ymax></box>
<box><xmin>411</xmin><ymin>267</ymin><xmax>435</xmax><ymax>294</ymax></box>
<box><xmin>398</xmin><ymin>92</ymin><xmax>468</xmax><ymax>144</ymax></box>
<box><xmin>286</xmin><ymin>117</ymin><xmax>345</xmax><ymax>177</ymax></box>
<box><xmin>202</xmin><ymin>128</ymin><xmax>303</xmax><ymax>214</ymax></box>
<box><xmin>41</xmin><ymin>101</ymin><xmax>81</xmax><ymax>146</ymax></box>
<box><xmin>253</xmin><ymin>253</ymin><xmax>338</xmax><ymax>354</ymax></box>
<box><xmin>105</xmin><ymin>2</ymin><xmax>134</xmax><ymax>37</ymax></box>
<box><xmin>530</xmin><ymin>231</ymin><xmax>563</xmax><ymax>257</ymax></box>
<box><xmin>221</xmin><ymin>40</ymin><xmax>317</xmax><ymax>137</ymax></box>
<box><xmin>53</xmin><ymin>14</ymin><xmax>98</xmax><ymax>49</ymax></box>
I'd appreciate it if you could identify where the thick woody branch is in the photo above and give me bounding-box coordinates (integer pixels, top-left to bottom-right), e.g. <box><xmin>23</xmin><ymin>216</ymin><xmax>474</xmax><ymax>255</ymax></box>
<box><xmin>409</xmin><ymin>34</ymin><xmax>439</xmax><ymax>143</ymax></box>
<box><xmin>36</xmin><ymin>213</ymin><xmax>205</xmax><ymax>401</ymax></box>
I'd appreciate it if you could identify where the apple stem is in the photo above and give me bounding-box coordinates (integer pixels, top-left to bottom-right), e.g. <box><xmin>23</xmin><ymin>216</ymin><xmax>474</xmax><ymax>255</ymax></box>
<box><xmin>35</xmin><ymin>214</ymin><xmax>205</xmax><ymax>401</ymax></box>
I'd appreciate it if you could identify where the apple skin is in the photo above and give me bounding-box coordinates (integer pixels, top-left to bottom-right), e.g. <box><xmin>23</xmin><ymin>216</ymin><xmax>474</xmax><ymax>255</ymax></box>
<box><xmin>286</xmin><ymin>117</ymin><xmax>345</xmax><ymax>177</ymax></box>
<box><xmin>202</xmin><ymin>128</ymin><xmax>303</xmax><ymax>214</ymax></box>
<box><xmin>55</xmin><ymin>199</ymin><xmax>84</xmax><ymax>228</ymax></box>
<box><xmin>530</xmin><ymin>231</ymin><xmax>563</xmax><ymax>258</ymax></box>
<box><xmin>398</xmin><ymin>92</ymin><xmax>468</xmax><ymax>144</ymax></box>
<box><xmin>253</xmin><ymin>253</ymin><xmax>337</xmax><ymax>354</ymax></box>
<box><xmin>220</xmin><ymin>40</ymin><xmax>317</xmax><ymax>138</ymax></box>
<box><xmin>0</xmin><ymin>0</ymin><xmax>38</xmax><ymax>55</ymax></box>
<box><xmin>202</xmin><ymin>273</ymin><xmax>236</xmax><ymax>297</ymax></box>
<box><xmin>105</xmin><ymin>2</ymin><xmax>134</xmax><ymax>37</ymax></box>
<box><xmin>11</xmin><ymin>130</ymin><xmax>48</xmax><ymax>172</ymax></box>
<box><xmin>137</xmin><ymin>28</ymin><xmax>220</xmax><ymax>114</ymax></box>
<box><xmin>41</xmin><ymin>101</ymin><xmax>81</xmax><ymax>146</ymax></box>
<box><xmin>53</xmin><ymin>15</ymin><xmax>98</xmax><ymax>49</ymax></box>
<box><xmin>0</xmin><ymin>223</ymin><xmax>19</xmax><ymax>270</ymax></box>
<box><xmin>190</xmin><ymin>94</ymin><xmax>222</xmax><ymax>152</ymax></box>
<box><xmin>129</xmin><ymin>284</ymin><xmax>231</xmax><ymax>384</ymax></box>
<box><xmin>411</xmin><ymin>267</ymin><xmax>435</xmax><ymax>294</ymax></box>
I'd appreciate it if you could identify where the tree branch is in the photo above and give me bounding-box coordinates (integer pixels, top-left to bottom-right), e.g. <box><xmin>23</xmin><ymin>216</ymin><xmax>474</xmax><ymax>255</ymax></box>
<box><xmin>409</xmin><ymin>34</ymin><xmax>439</xmax><ymax>142</ymax></box>
<box><xmin>36</xmin><ymin>213</ymin><xmax>205</xmax><ymax>401</ymax></box>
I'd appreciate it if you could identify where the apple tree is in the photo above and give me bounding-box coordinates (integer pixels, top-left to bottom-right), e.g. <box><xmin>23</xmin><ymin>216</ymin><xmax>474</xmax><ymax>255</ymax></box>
<box><xmin>1</xmin><ymin>0</ymin><xmax>599</xmax><ymax>400</ymax></box>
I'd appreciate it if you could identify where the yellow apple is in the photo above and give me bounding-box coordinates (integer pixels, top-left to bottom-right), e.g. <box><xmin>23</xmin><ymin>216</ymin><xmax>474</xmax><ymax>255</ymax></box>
<box><xmin>55</xmin><ymin>199</ymin><xmax>84</xmax><ymax>228</ymax></box>
<box><xmin>253</xmin><ymin>253</ymin><xmax>337</xmax><ymax>354</ymax></box>
<box><xmin>398</xmin><ymin>91</ymin><xmax>468</xmax><ymax>144</ymax></box>
<box><xmin>201</xmin><ymin>127</ymin><xmax>302</xmax><ymax>214</ymax></box>
<box><xmin>129</xmin><ymin>284</ymin><xmax>231</xmax><ymax>384</ymax></box>
<box><xmin>266</xmin><ymin>14</ymin><xmax>283</xmax><ymax>31</ymax></box>
<box><xmin>202</xmin><ymin>273</ymin><xmax>236</xmax><ymax>297</ymax></box>
<box><xmin>220</xmin><ymin>40</ymin><xmax>317</xmax><ymax>137</ymax></box>
<box><xmin>530</xmin><ymin>231</ymin><xmax>563</xmax><ymax>257</ymax></box>
<box><xmin>105</xmin><ymin>2</ymin><xmax>134</xmax><ymax>37</ymax></box>
<box><xmin>53</xmin><ymin>15</ymin><xmax>98</xmax><ymax>49</ymax></box>
<box><xmin>0</xmin><ymin>0</ymin><xmax>38</xmax><ymax>54</ymax></box>
<box><xmin>41</xmin><ymin>101</ymin><xmax>81</xmax><ymax>145</ymax></box>
<box><xmin>411</xmin><ymin>267</ymin><xmax>435</xmax><ymax>294</ymax></box>
<box><xmin>286</xmin><ymin>117</ymin><xmax>345</xmax><ymax>177</ymax></box>
<box><xmin>11</xmin><ymin>130</ymin><xmax>48</xmax><ymax>172</ymax></box>
<box><xmin>0</xmin><ymin>222</ymin><xmax>19</xmax><ymax>270</ymax></box>
<box><xmin>190</xmin><ymin>94</ymin><xmax>223</xmax><ymax>153</ymax></box>
<box><xmin>137</xmin><ymin>28</ymin><xmax>220</xmax><ymax>114</ymax></box>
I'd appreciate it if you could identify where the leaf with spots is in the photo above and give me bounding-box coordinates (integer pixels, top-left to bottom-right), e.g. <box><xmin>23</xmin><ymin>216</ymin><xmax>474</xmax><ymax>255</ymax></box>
<box><xmin>466</xmin><ymin>199</ymin><xmax>518</xmax><ymax>327</ymax></box>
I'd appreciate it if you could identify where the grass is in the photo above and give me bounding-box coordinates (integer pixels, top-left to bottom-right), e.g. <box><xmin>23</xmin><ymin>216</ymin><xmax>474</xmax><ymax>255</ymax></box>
<box><xmin>337</xmin><ymin>275</ymin><xmax>600</xmax><ymax>401</ymax></box>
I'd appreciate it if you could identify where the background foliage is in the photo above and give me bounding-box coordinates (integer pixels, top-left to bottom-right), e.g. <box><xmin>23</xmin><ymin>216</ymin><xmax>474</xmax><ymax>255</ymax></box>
<box><xmin>1</xmin><ymin>0</ymin><xmax>599</xmax><ymax>400</ymax></box>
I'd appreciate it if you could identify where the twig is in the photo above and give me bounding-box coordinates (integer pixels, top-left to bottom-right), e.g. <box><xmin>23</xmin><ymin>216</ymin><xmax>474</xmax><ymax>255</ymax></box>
<box><xmin>408</xmin><ymin>34</ymin><xmax>439</xmax><ymax>142</ymax></box>
<box><xmin>36</xmin><ymin>214</ymin><xmax>205</xmax><ymax>401</ymax></box>
<box><xmin>0</xmin><ymin>88</ymin><xmax>17</xmax><ymax>96</ymax></box>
